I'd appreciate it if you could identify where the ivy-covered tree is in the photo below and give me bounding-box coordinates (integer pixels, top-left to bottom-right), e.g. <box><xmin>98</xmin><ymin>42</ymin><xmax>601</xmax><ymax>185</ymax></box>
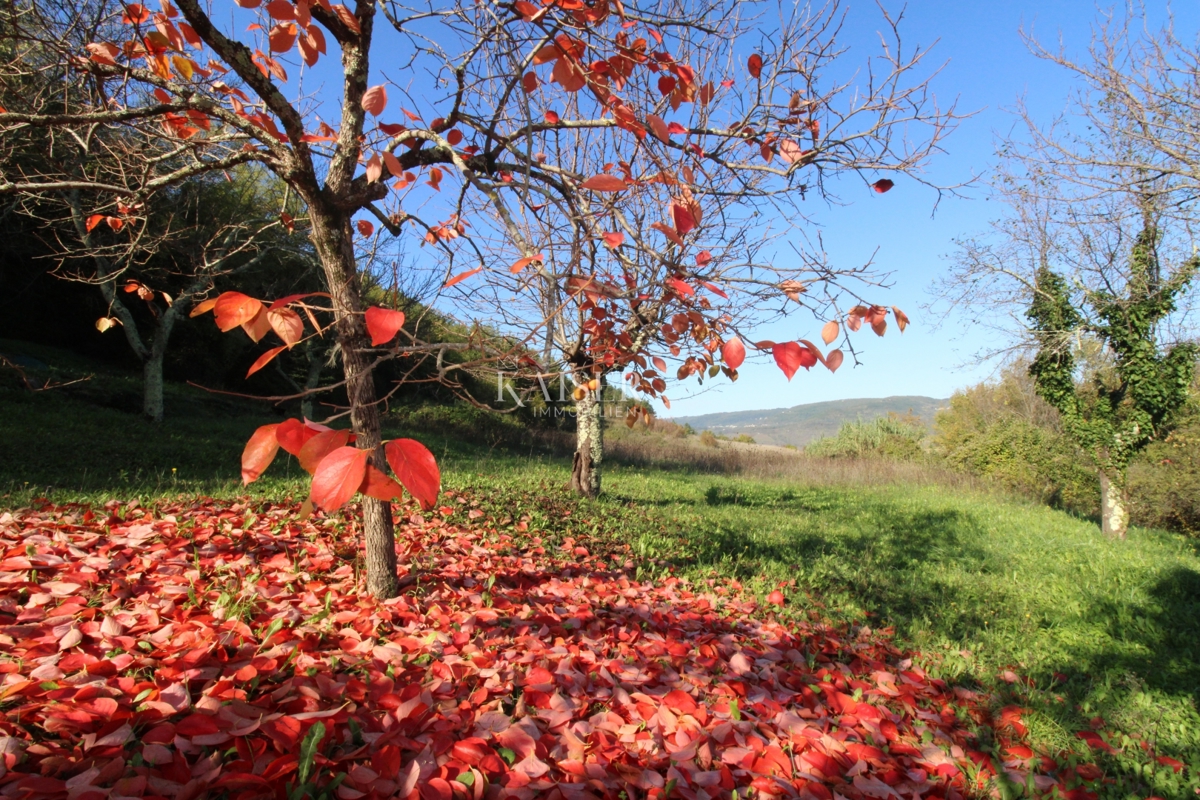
<box><xmin>1027</xmin><ymin>224</ymin><xmax>1197</xmax><ymax>537</ymax></box>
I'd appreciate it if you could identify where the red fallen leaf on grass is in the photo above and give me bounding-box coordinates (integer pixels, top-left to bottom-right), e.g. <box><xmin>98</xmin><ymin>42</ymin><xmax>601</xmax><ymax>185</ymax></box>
<box><xmin>1076</xmin><ymin>731</ymin><xmax>1116</xmax><ymax>753</ymax></box>
<box><xmin>0</xmin><ymin>497</ymin><xmax>1082</xmax><ymax>799</ymax></box>
<box><xmin>767</xmin><ymin>590</ymin><xmax>785</xmax><ymax>606</ymax></box>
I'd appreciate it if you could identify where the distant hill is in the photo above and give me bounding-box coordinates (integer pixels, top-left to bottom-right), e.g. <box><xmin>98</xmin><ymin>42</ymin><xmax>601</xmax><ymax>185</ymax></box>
<box><xmin>672</xmin><ymin>395</ymin><xmax>948</xmax><ymax>447</ymax></box>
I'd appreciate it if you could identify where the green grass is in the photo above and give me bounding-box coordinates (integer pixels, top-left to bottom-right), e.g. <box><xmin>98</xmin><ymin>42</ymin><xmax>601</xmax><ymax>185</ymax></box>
<box><xmin>2</xmin><ymin>342</ymin><xmax>1198</xmax><ymax>800</ymax></box>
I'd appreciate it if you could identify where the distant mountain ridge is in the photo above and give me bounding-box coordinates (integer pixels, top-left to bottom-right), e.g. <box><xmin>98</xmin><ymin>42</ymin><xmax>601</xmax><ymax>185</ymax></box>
<box><xmin>672</xmin><ymin>395</ymin><xmax>948</xmax><ymax>447</ymax></box>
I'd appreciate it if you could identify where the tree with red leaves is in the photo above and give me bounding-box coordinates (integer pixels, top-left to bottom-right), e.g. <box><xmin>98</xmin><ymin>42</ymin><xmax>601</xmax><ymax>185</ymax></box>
<box><xmin>0</xmin><ymin>0</ymin><xmax>950</xmax><ymax>592</ymax></box>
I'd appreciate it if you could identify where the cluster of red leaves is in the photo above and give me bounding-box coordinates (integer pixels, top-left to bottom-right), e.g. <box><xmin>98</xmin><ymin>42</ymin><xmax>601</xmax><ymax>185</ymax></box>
<box><xmin>0</xmin><ymin>499</ymin><xmax>1096</xmax><ymax>800</ymax></box>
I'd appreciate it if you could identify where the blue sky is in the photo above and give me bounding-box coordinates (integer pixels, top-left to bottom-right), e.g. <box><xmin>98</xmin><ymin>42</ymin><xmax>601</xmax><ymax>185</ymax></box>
<box><xmin>657</xmin><ymin>1</ymin><xmax>1199</xmax><ymax>417</ymax></box>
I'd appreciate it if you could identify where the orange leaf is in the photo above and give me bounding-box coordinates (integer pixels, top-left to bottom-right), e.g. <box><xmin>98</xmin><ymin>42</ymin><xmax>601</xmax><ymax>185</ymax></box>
<box><xmin>821</xmin><ymin>320</ymin><xmax>839</xmax><ymax>345</ymax></box>
<box><xmin>361</xmin><ymin>85</ymin><xmax>387</xmax><ymax>116</ymax></box>
<box><xmin>268</xmin><ymin>307</ymin><xmax>304</xmax><ymax>347</ymax></box>
<box><xmin>332</xmin><ymin>4</ymin><xmax>361</xmax><ymax>34</ymax></box>
<box><xmin>871</xmin><ymin>317</ymin><xmax>887</xmax><ymax>336</ymax></box>
<box><xmin>86</xmin><ymin>214</ymin><xmax>105</xmax><ymax>233</ymax></box>
<box><xmin>364</xmin><ymin>306</ymin><xmax>405</xmax><ymax>346</ymax></box>
<box><xmin>189</xmin><ymin>297</ymin><xmax>218</xmax><ymax>318</ymax></box>
<box><xmin>359</xmin><ymin>464</ymin><xmax>405</xmax><ymax>502</ymax></box>
<box><xmin>650</xmin><ymin>222</ymin><xmax>684</xmax><ymax>247</ymax></box>
<box><xmin>581</xmin><ymin>175</ymin><xmax>628</xmax><ymax>192</ymax></box>
<box><xmin>213</xmin><ymin>292</ymin><xmax>264</xmax><ymax>332</ymax></box>
<box><xmin>825</xmin><ymin>348</ymin><xmax>844</xmax><ymax>373</ymax></box>
<box><xmin>723</xmin><ymin>337</ymin><xmax>746</xmax><ymax>369</ymax></box>
<box><xmin>701</xmin><ymin>281</ymin><xmax>727</xmax><ymax>298</ymax></box>
<box><xmin>602</xmin><ymin>231</ymin><xmax>624</xmax><ymax>248</ymax></box>
<box><xmin>364</xmin><ymin>153</ymin><xmax>382</xmax><ymax>183</ymax></box>
<box><xmin>385</xmin><ymin>439</ymin><xmax>440</xmax><ymax>510</ymax></box>
<box><xmin>892</xmin><ymin>306</ymin><xmax>909</xmax><ymax>332</ymax></box>
<box><xmin>265</xmin><ymin>0</ymin><xmax>295</xmax><ymax>19</ymax></box>
<box><xmin>310</xmin><ymin>446</ymin><xmax>369</xmax><ymax>511</ymax></box>
<box><xmin>246</xmin><ymin>345</ymin><xmax>286</xmax><ymax>378</ymax></box>
<box><xmin>241</xmin><ymin>423</ymin><xmax>280</xmax><ymax>484</ymax></box>
<box><xmin>509</xmin><ymin>253</ymin><xmax>544</xmax><ymax>274</ymax></box>
<box><xmin>872</xmin><ymin>178</ymin><xmax>894</xmax><ymax>193</ymax></box>
<box><xmin>268</xmin><ymin>22</ymin><xmax>296</xmax><ymax>52</ymax></box>
<box><xmin>748</xmin><ymin>54</ymin><xmax>763</xmax><ymax>79</ymax></box>
<box><xmin>646</xmin><ymin>114</ymin><xmax>670</xmax><ymax>143</ymax></box>
<box><xmin>444</xmin><ymin>266</ymin><xmax>483</xmax><ymax>288</ymax></box>
<box><xmin>767</xmin><ymin>590</ymin><xmax>785</xmax><ymax>606</ymax></box>
<box><xmin>241</xmin><ymin>307</ymin><xmax>272</xmax><ymax>342</ymax></box>
<box><xmin>298</xmin><ymin>428</ymin><xmax>352</xmax><ymax>474</ymax></box>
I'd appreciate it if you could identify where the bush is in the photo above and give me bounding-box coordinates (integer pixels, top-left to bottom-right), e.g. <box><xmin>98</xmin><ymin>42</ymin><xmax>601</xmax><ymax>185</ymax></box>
<box><xmin>933</xmin><ymin>366</ymin><xmax>1098</xmax><ymax>516</ymax></box>
<box><xmin>1129</xmin><ymin>395</ymin><xmax>1200</xmax><ymax>534</ymax></box>
<box><xmin>734</xmin><ymin>433</ymin><xmax>756</xmax><ymax>444</ymax></box>
<box><xmin>699</xmin><ymin>430</ymin><xmax>719</xmax><ymax>448</ymax></box>
<box><xmin>805</xmin><ymin>413</ymin><xmax>926</xmax><ymax>460</ymax></box>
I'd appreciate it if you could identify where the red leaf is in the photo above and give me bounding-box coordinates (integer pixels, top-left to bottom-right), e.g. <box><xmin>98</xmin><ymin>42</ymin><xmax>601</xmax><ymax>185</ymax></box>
<box><xmin>696</xmin><ymin>250</ymin><xmax>712</xmax><ymax>266</ymax></box>
<box><xmin>444</xmin><ymin>266</ymin><xmax>483</xmax><ymax>288</ymax></box>
<box><xmin>361</xmin><ymin>85</ymin><xmax>387</xmax><ymax>116</ymax></box>
<box><xmin>298</xmin><ymin>428</ymin><xmax>352</xmax><ymax>474</ymax></box>
<box><xmin>521</xmin><ymin>72</ymin><xmax>538</xmax><ymax>93</ymax></box>
<box><xmin>310</xmin><ymin>446</ymin><xmax>369</xmax><ymax>511</ymax></box>
<box><xmin>581</xmin><ymin>175</ymin><xmax>628</xmax><ymax>192</ymax></box>
<box><xmin>241</xmin><ymin>424</ymin><xmax>280</xmax><ymax>484</ymax></box>
<box><xmin>544</xmin><ymin>110</ymin><xmax>560</xmax><ymax>124</ymax></box>
<box><xmin>773</xmin><ymin>341</ymin><xmax>804</xmax><ymax>380</ymax></box>
<box><xmin>872</xmin><ymin>178</ymin><xmax>894</xmax><ymax>193</ymax></box>
<box><xmin>603</xmin><ymin>231</ymin><xmax>624</xmax><ymax>248</ymax></box>
<box><xmin>723</xmin><ymin>337</ymin><xmax>746</xmax><ymax>369</ymax></box>
<box><xmin>213</xmin><ymin>292</ymin><xmax>264</xmax><ymax>332</ymax></box>
<box><xmin>359</xmin><ymin>464</ymin><xmax>405</xmax><ymax>502</ymax></box>
<box><xmin>356</xmin><ymin>219</ymin><xmax>374</xmax><ymax>237</ymax></box>
<box><xmin>85</xmin><ymin>214</ymin><xmax>105</xmax><ymax>233</ymax></box>
<box><xmin>748</xmin><ymin>54</ymin><xmax>763</xmax><ymax>78</ymax></box>
<box><xmin>767</xmin><ymin>590</ymin><xmax>785</xmax><ymax>606</ymax></box>
<box><xmin>671</xmin><ymin>203</ymin><xmax>696</xmax><ymax>235</ymax></box>
<box><xmin>509</xmin><ymin>253</ymin><xmax>544</xmax><ymax>274</ymax></box>
<box><xmin>893</xmin><ymin>306</ymin><xmax>909</xmax><ymax>332</ymax></box>
<box><xmin>276</xmin><ymin>418</ymin><xmax>320</xmax><ymax>456</ymax></box>
<box><xmin>701</xmin><ymin>281</ymin><xmax>727</xmax><ymax>298</ymax></box>
<box><xmin>246</xmin><ymin>345</ymin><xmax>287</xmax><ymax>378</ymax></box>
<box><xmin>365</xmin><ymin>306</ymin><xmax>405</xmax><ymax>346</ymax></box>
<box><xmin>667</xmin><ymin>277</ymin><xmax>694</xmax><ymax>297</ymax></box>
<box><xmin>384</xmin><ymin>439</ymin><xmax>440</xmax><ymax>510</ymax></box>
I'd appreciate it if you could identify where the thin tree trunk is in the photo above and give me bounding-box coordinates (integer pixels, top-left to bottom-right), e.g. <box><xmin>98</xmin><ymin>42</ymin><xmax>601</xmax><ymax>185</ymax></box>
<box><xmin>570</xmin><ymin>375</ymin><xmax>604</xmax><ymax>498</ymax></box>
<box><xmin>1099</xmin><ymin>469</ymin><xmax>1129</xmax><ymax>539</ymax></box>
<box><xmin>143</xmin><ymin>352</ymin><xmax>165</xmax><ymax>422</ymax></box>
<box><xmin>310</xmin><ymin>209</ymin><xmax>399</xmax><ymax>598</ymax></box>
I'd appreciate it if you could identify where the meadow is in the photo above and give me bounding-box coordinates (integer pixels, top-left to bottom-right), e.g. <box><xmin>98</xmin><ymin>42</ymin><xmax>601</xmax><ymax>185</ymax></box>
<box><xmin>1</xmin><ymin>346</ymin><xmax>1198</xmax><ymax>799</ymax></box>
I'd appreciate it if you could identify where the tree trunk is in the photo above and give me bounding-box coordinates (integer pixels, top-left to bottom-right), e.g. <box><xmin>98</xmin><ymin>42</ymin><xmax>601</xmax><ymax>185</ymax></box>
<box><xmin>143</xmin><ymin>352</ymin><xmax>165</xmax><ymax>423</ymax></box>
<box><xmin>310</xmin><ymin>209</ymin><xmax>399</xmax><ymax>598</ymax></box>
<box><xmin>570</xmin><ymin>375</ymin><xmax>604</xmax><ymax>498</ymax></box>
<box><xmin>1099</xmin><ymin>469</ymin><xmax>1129</xmax><ymax>539</ymax></box>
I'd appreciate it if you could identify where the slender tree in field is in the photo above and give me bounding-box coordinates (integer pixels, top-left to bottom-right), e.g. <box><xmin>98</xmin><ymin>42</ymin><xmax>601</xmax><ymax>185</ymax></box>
<box><xmin>1</xmin><ymin>0</ymin><xmax>950</xmax><ymax>593</ymax></box>
<box><xmin>937</xmin><ymin>11</ymin><xmax>1200</xmax><ymax>537</ymax></box>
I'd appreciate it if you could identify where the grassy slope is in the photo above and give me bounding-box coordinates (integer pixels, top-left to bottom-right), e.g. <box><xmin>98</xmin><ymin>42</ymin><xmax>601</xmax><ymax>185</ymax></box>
<box><xmin>2</xmin><ymin>345</ymin><xmax>1198</xmax><ymax>799</ymax></box>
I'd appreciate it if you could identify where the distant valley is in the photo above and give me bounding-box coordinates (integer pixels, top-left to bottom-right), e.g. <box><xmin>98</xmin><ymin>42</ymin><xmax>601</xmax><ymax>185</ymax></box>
<box><xmin>672</xmin><ymin>395</ymin><xmax>948</xmax><ymax>448</ymax></box>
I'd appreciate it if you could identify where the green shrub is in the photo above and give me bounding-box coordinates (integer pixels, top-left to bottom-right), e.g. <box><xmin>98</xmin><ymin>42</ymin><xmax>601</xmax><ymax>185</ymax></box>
<box><xmin>805</xmin><ymin>413</ymin><xmax>926</xmax><ymax>460</ymax></box>
<box><xmin>734</xmin><ymin>433</ymin><xmax>756</xmax><ymax>444</ymax></box>
<box><xmin>1129</xmin><ymin>399</ymin><xmax>1200</xmax><ymax>534</ymax></box>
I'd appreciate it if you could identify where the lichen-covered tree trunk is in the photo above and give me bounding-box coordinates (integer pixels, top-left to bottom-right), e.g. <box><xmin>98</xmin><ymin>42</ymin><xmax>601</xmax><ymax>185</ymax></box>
<box><xmin>1099</xmin><ymin>469</ymin><xmax>1129</xmax><ymax>539</ymax></box>
<box><xmin>310</xmin><ymin>208</ymin><xmax>400</xmax><ymax>598</ymax></box>
<box><xmin>570</xmin><ymin>377</ymin><xmax>604</xmax><ymax>498</ymax></box>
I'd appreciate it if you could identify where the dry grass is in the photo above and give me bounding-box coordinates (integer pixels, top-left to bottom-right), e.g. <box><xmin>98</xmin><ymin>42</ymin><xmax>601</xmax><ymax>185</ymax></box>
<box><xmin>605</xmin><ymin>431</ymin><xmax>983</xmax><ymax>490</ymax></box>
